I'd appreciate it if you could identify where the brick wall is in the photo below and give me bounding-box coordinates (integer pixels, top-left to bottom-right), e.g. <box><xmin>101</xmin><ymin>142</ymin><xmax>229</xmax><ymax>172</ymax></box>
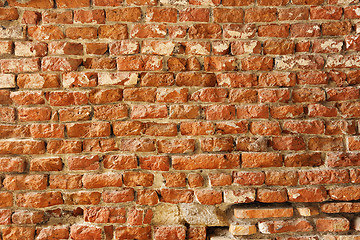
<box><xmin>0</xmin><ymin>0</ymin><xmax>360</xmax><ymax>239</ymax></box>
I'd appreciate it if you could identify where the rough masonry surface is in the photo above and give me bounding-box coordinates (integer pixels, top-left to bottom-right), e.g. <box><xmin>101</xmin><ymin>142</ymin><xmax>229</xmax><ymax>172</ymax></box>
<box><xmin>0</xmin><ymin>0</ymin><xmax>360</xmax><ymax>239</ymax></box>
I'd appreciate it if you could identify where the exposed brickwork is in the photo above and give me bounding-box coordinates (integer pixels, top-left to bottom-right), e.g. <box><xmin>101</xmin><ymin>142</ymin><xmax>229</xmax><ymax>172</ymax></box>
<box><xmin>0</xmin><ymin>0</ymin><xmax>360</xmax><ymax>239</ymax></box>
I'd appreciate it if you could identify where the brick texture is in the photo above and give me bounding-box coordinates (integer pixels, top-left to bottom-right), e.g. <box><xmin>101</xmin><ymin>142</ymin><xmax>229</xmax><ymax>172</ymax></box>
<box><xmin>0</xmin><ymin>0</ymin><xmax>360</xmax><ymax>239</ymax></box>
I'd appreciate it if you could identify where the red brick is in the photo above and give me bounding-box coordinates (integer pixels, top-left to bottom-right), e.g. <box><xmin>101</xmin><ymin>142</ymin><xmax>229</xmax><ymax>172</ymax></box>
<box><xmin>2</xmin><ymin>227</ymin><xmax>35</xmax><ymax>240</ymax></box>
<box><xmin>103</xmin><ymin>154</ymin><xmax>137</xmax><ymax>170</ymax></box>
<box><xmin>205</xmin><ymin>105</ymin><xmax>236</xmax><ymax>120</ymax></box>
<box><xmin>299</xmin><ymin>169</ymin><xmax>349</xmax><ymax>185</ymax></box>
<box><xmin>49</xmin><ymin>175</ymin><xmax>82</xmax><ymax>189</ymax></box>
<box><xmin>316</xmin><ymin>218</ymin><xmax>350</xmax><ymax>232</ymax></box>
<box><xmin>250</xmin><ymin>121</ymin><xmax>281</xmax><ymax>136</ymax></box>
<box><xmin>30</xmin><ymin>157</ymin><xmax>62</xmax><ymax>172</ymax></box>
<box><xmin>28</xmin><ymin>26</ymin><xmax>64</xmax><ymax>40</ymax></box>
<box><xmin>17</xmin><ymin>73</ymin><xmax>60</xmax><ymax>89</ymax></box>
<box><xmin>123</xmin><ymin>172</ymin><xmax>154</xmax><ymax>187</ymax></box>
<box><xmin>117</xmin><ymin>55</ymin><xmax>162</xmax><ymax>71</ymax></box>
<box><xmin>68</xmin><ymin>155</ymin><xmax>99</xmax><ymax>171</ymax></box>
<box><xmin>64</xmin><ymin>191</ymin><xmax>101</xmax><ymax>205</ymax></box>
<box><xmin>201</xmin><ymin>137</ymin><xmax>234</xmax><ymax>152</ymax></box>
<box><xmin>308</xmin><ymin>104</ymin><xmax>337</xmax><ymax>118</ymax></box>
<box><xmin>326</xmin><ymin>120</ymin><xmax>356</xmax><ymax>135</ymax></box>
<box><xmin>259</xmin><ymin>72</ymin><xmax>296</xmax><ymax>87</ymax></box>
<box><xmin>326</xmin><ymin>87</ymin><xmax>359</xmax><ymax>101</ymax></box>
<box><xmin>258</xmin><ymin>24</ymin><xmax>290</xmax><ymax>38</ymax></box>
<box><xmin>326</xmin><ymin>152</ymin><xmax>360</xmax><ymax>168</ymax></box>
<box><xmin>0</xmin><ymin>58</ymin><xmax>40</xmax><ymax>74</ymax></box>
<box><xmin>189</xmin><ymin>24</ymin><xmax>222</xmax><ymax>39</ymax></box>
<box><xmin>36</xmin><ymin>226</ymin><xmax>69</xmax><ymax>240</ymax></box>
<box><xmin>236</xmin><ymin>136</ymin><xmax>267</xmax><ymax>152</ymax></box>
<box><xmin>0</xmin><ymin>151</ymin><xmax>29</xmax><ymax>168</ymax></box>
<box><xmin>233</xmin><ymin>171</ymin><xmax>265</xmax><ymax>185</ymax></box>
<box><xmin>160</xmin><ymin>189</ymin><xmax>194</xmax><ymax>203</ymax></box>
<box><xmin>234</xmin><ymin>207</ymin><xmax>293</xmax><ymax>219</ymax></box>
<box><xmin>237</xmin><ymin>105</ymin><xmax>269</xmax><ymax>118</ymax></box>
<box><xmin>322</xmin><ymin>21</ymin><xmax>352</xmax><ymax>36</ymax></box>
<box><xmin>89</xmin><ymin>89</ymin><xmax>122</xmax><ymax>104</ymax></box>
<box><xmin>308</xmin><ymin>137</ymin><xmax>344</xmax><ymax>151</ymax></box>
<box><xmin>288</xmin><ymin>187</ymin><xmax>327</xmax><ymax>202</ymax></box>
<box><xmin>313</xmin><ymin>39</ymin><xmax>343</xmax><ymax>53</ymax></box>
<box><xmin>169</xmin><ymin>105</ymin><xmax>200</xmax><ymax>119</ymax></box>
<box><xmin>94</xmin><ymin>0</ymin><xmax>123</xmax><ymax>5</ymax></box>
<box><xmin>0</xmin><ymin>192</ymin><xmax>12</xmax><ymax>207</ymax></box>
<box><xmin>272</xmin><ymin>136</ymin><xmax>306</xmax><ymax>151</ymax></box>
<box><xmin>16</xmin><ymin>192</ymin><xmax>63</xmax><ymax>208</ymax></box>
<box><xmin>118</xmin><ymin>138</ymin><xmax>156</xmax><ymax>152</ymax></box>
<box><xmin>57</xmin><ymin>0</ymin><xmax>90</xmax><ymax>8</ymax></box>
<box><xmin>84</xmin><ymin>58</ymin><xmax>116</xmax><ymax>70</ymax></box>
<box><xmin>74</xmin><ymin>9</ymin><xmax>105</xmax><ymax>24</ymax></box>
<box><xmin>154</xmin><ymin>226</ymin><xmax>186</xmax><ymax>240</ymax></box>
<box><xmin>66</xmin><ymin>27</ymin><xmax>97</xmax><ymax>39</ymax></box>
<box><xmin>293</xmin><ymin>88</ymin><xmax>325</xmax><ymax>103</ymax></box>
<box><xmin>70</xmin><ymin>225</ymin><xmax>101</xmax><ymax>240</ymax></box>
<box><xmin>85</xmin><ymin>43</ymin><xmax>107</xmax><ymax>55</ymax></box>
<box><xmin>241</xmin><ymin>56</ymin><xmax>273</xmax><ymax>71</ymax></box>
<box><xmin>310</xmin><ymin>6</ymin><xmax>342</xmax><ymax>20</ymax></box>
<box><xmin>22</xmin><ymin>10</ymin><xmax>41</xmax><ymax>24</ymax></box>
<box><xmin>292</xmin><ymin>0</ymin><xmax>324</xmax><ymax>4</ymax></box>
<box><xmin>172</xmin><ymin>154</ymin><xmax>239</xmax><ymax>170</ymax></box>
<box><xmin>0</xmin><ymin>107</ymin><xmax>15</xmax><ymax>122</ymax></box>
<box><xmin>188</xmin><ymin>173</ymin><xmax>204</xmax><ymax>188</ymax></box>
<box><xmin>58</xmin><ymin>106</ymin><xmax>91</xmax><ymax>122</ymax></box>
<box><xmin>0</xmin><ymin>139</ymin><xmax>45</xmax><ymax>155</ymax></box>
<box><xmin>163</xmin><ymin>172</ymin><xmax>186</xmax><ymax>187</ymax></box>
<box><xmin>209</xmin><ymin>173</ymin><xmax>232</xmax><ymax>186</ymax></box>
<box><xmin>257</xmin><ymin>188</ymin><xmax>288</xmax><ymax>203</ymax></box>
<box><xmin>213</xmin><ymin>8</ymin><xmax>244</xmax><ymax>23</ymax></box>
<box><xmin>168</xmin><ymin>25</ymin><xmax>188</xmax><ymax>39</ymax></box>
<box><xmin>223</xmin><ymin>24</ymin><xmax>256</xmax><ymax>39</ymax></box>
<box><xmin>180</xmin><ymin>8</ymin><xmax>209</xmax><ymax>22</ymax></box>
<box><xmin>137</xmin><ymin>189</ymin><xmax>159</xmax><ymax>205</ymax></box>
<box><xmin>259</xmin><ymin>219</ymin><xmax>313</xmax><ymax>234</ymax></box>
<box><xmin>12</xmin><ymin>210</ymin><xmax>44</xmax><ymax>224</ymax></box>
<box><xmin>3</xmin><ymin>174</ymin><xmax>47</xmax><ymax>190</ymax></box>
<box><xmin>284</xmin><ymin>153</ymin><xmax>323</xmax><ymax>167</ymax></box>
<box><xmin>42</xmin><ymin>10</ymin><xmax>72</xmax><ymax>24</ymax></box>
<box><xmin>258</xmin><ymin>0</ymin><xmax>288</xmax><ymax>4</ymax></box>
<box><xmin>131</xmin><ymin>105</ymin><xmax>168</xmax><ymax>119</ymax></box>
<box><xmin>242</xmin><ymin>152</ymin><xmax>282</xmax><ymax>168</ymax></box>
<box><xmin>259</xmin><ymin>89</ymin><xmax>290</xmax><ymax>103</ymax></box>
<box><xmin>123</xmin><ymin>88</ymin><xmax>156</xmax><ymax>102</ymax></box>
<box><xmin>229</xmin><ymin>89</ymin><xmax>257</xmax><ymax>103</ymax></box>
<box><xmin>139</xmin><ymin>156</ymin><xmax>170</xmax><ymax>171</ymax></box>
<box><xmin>42</xmin><ymin>57</ymin><xmax>82</xmax><ymax>72</ymax></box>
<box><xmin>47</xmin><ymin>140</ymin><xmax>82</xmax><ymax>154</ymax></box>
<box><xmin>328</xmin><ymin>186</ymin><xmax>360</xmax><ymax>201</ymax></box>
<box><xmin>180</xmin><ymin>122</ymin><xmax>214</xmax><ymax>135</ymax></box>
<box><xmin>265</xmin><ymin>171</ymin><xmax>298</xmax><ymax>186</ymax></box>
<box><xmin>157</xmin><ymin>139</ymin><xmax>195</xmax><ymax>154</ymax></box>
<box><xmin>131</xmin><ymin>24</ymin><xmax>166</xmax><ymax>38</ymax></box>
<box><xmin>263</xmin><ymin>40</ymin><xmax>294</xmax><ymax>55</ymax></box>
<box><xmin>216</xmin><ymin>121</ymin><xmax>248</xmax><ymax>134</ymax></box>
<box><xmin>115</xmin><ymin>226</ymin><xmax>151</xmax><ymax>240</ymax></box>
<box><xmin>83</xmin><ymin>139</ymin><xmax>118</xmax><ymax>153</ymax></box>
<box><xmin>195</xmin><ymin>189</ymin><xmax>222</xmax><ymax>205</ymax></box>
<box><xmin>14</xmin><ymin>42</ymin><xmax>47</xmax><ymax>57</ymax></box>
<box><xmin>106</xmin><ymin>7</ymin><xmax>141</xmax><ymax>22</ymax></box>
<box><xmin>176</xmin><ymin>72</ymin><xmax>216</xmax><ymax>86</ymax></box>
<box><xmin>245</xmin><ymin>8</ymin><xmax>277</xmax><ymax>22</ymax></box>
<box><xmin>344</xmin><ymin>6</ymin><xmax>360</xmax><ymax>19</ymax></box>
<box><xmin>84</xmin><ymin>207</ymin><xmax>126</xmax><ymax>223</ymax></box>
<box><xmin>0</xmin><ymin>124</ymin><xmax>30</xmax><ymax>138</ymax></box>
